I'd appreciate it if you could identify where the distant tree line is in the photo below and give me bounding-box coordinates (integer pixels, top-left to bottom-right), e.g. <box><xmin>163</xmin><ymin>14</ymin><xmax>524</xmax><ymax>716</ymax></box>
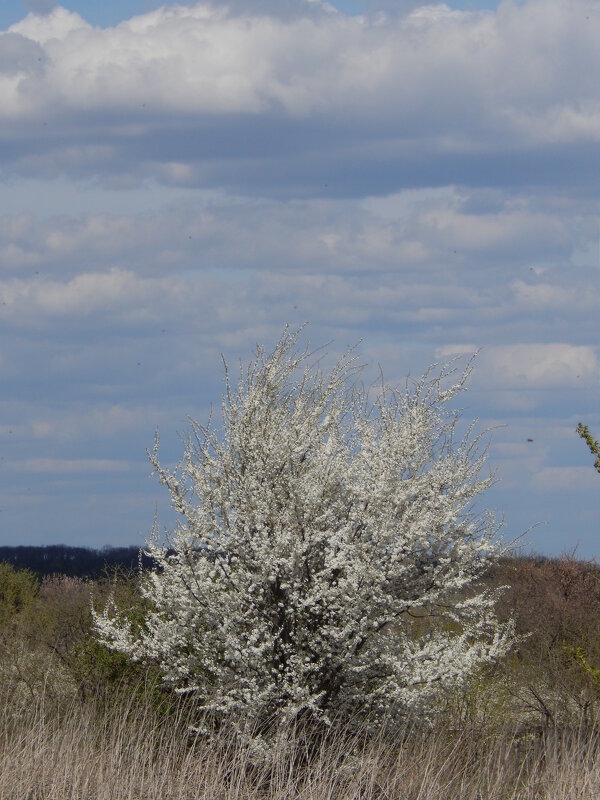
<box><xmin>0</xmin><ymin>545</ymin><xmax>154</xmax><ymax>579</ymax></box>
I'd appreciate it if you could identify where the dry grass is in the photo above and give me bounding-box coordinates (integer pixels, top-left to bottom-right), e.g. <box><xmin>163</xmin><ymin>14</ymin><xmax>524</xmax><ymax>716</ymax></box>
<box><xmin>3</xmin><ymin>555</ymin><xmax>600</xmax><ymax>798</ymax></box>
<box><xmin>1</xmin><ymin>684</ymin><xmax>600</xmax><ymax>800</ymax></box>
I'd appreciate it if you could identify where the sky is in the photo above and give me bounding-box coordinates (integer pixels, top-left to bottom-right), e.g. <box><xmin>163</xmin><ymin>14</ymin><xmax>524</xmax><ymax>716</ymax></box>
<box><xmin>0</xmin><ymin>0</ymin><xmax>598</xmax><ymax>557</ymax></box>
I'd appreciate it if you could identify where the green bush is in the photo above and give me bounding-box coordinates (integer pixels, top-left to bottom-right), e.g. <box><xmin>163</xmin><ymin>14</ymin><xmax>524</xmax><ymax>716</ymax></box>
<box><xmin>0</xmin><ymin>563</ymin><xmax>38</xmax><ymax>632</ymax></box>
<box><xmin>0</xmin><ymin>562</ymin><xmax>169</xmax><ymax>711</ymax></box>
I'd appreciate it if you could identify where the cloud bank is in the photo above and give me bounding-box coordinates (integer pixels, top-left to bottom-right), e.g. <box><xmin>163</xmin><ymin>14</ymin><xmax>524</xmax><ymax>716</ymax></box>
<box><xmin>1</xmin><ymin>1</ymin><xmax>599</xmax><ymax>195</ymax></box>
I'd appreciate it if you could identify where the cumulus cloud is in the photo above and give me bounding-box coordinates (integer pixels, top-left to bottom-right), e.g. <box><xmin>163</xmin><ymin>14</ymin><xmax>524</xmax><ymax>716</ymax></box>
<box><xmin>0</xmin><ymin>32</ymin><xmax>46</xmax><ymax>76</ymax></box>
<box><xmin>0</xmin><ymin>1</ymin><xmax>598</xmax><ymax>194</ymax></box>
<box><xmin>0</xmin><ymin>269</ymin><xmax>165</xmax><ymax>317</ymax></box>
<box><xmin>475</xmin><ymin>344</ymin><xmax>600</xmax><ymax>390</ymax></box>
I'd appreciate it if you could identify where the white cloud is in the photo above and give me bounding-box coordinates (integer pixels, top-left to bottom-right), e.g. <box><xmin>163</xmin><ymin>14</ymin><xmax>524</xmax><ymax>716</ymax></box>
<box><xmin>476</xmin><ymin>344</ymin><xmax>600</xmax><ymax>390</ymax></box>
<box><xmin>29</xmin><ymin>404</ymin><xmax>169</xmax><ymax>441</ymax></box>
<box><xmin>436</xmin><ymin>343</ymin><xmax>478</xmax><ymax>358</ymax></box>
<box><xmin>1</xmin><ymin>186</ymin><xmax>587</xmax><ymax>281</ymax></box>
<box><xmin>531</xmin><ymin>466</ymin><xmax>600</xmax><ymax>491</ymax></box>
<box><xmin>0</xmin><ymin>267</ymin><xmax>223</xmax><ymax>320</ymax></box>
<box><xmin>0</xmin><ymin>0</ymin><xmax>598</xmax><ymax>189</ymax></box>
<box><xmin>420</xmin><ymin>207</ymin><xmax>566</xmax><ymax>253</ymax></box>
<box><xmin>1</xmin><ymin>269</ymin><xmax>151</xmax><ymax>315</ymax></box>
<box><xmin>511</xmin><ymin>279</ymin><xmax>600</xmax><ymax>313</ymax></box>
<box><xmin>11</xmin><ymin>7</ymin><xmax>89</xmax><ymax>46</ymax></box>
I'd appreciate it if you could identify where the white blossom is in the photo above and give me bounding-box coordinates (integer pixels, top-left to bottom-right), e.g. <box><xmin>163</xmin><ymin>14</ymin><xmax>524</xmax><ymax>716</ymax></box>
<box><xmin>93</xmin><ymin>325</ymin><xmax>513</xmax><ymax>731</ymax></box>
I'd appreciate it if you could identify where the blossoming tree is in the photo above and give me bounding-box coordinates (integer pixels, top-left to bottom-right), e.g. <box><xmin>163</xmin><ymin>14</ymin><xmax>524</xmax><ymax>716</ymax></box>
<box><xmin>94</xmin><ymin>327</ymin><xmax>513</xmax><ymax>731</ymax></box>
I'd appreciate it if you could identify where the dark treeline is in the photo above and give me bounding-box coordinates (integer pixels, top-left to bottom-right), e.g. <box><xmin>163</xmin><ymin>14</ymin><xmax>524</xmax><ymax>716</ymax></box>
<box><xmin>0</xmin><ymin>544</ymin><xmax>584</xmax><ymax>582</ymax></box>
<box><xmin>0</xmin><ymin>545</ymin><xmax>155</xmax><ymax>579</ymax></box>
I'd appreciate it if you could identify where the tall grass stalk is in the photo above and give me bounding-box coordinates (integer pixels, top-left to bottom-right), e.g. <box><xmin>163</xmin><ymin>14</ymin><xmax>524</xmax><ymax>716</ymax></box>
<box><xmin>1</xmin><ymin>684</ymin><xmax>600</xmax><ymax>799</ymax></box>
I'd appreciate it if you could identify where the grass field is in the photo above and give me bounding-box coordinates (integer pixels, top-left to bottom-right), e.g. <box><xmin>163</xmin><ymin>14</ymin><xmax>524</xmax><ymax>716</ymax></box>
<box><xmin>2</xmin><ymin>553</ymin><xmax>600</xmax><ymax>798</ymax></box>
<box><xmin>1</xmin><ymin>688</ymin><xmax>600</xmax><ymax>799</ymax></box>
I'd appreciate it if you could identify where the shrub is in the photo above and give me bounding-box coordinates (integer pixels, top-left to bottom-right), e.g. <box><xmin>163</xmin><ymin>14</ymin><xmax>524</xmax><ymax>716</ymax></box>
<box><xmin>492</xmin><ymin>555</ymin><xmax>600</xmax><ymax>731</ymax></box>
<box><xmin>0</xmin><ymin>563</ymin><xmax>38</xmax><ymax>632</ymax></box>
<box><xmin>94</xmin><ymin>327</ymin><xmax>513</xmax><ymax>735</ymax></box>
<box><xmin>0</xmin><ymin>564</ymin><xmax>156</xmax><ymax>709</ymax></box>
